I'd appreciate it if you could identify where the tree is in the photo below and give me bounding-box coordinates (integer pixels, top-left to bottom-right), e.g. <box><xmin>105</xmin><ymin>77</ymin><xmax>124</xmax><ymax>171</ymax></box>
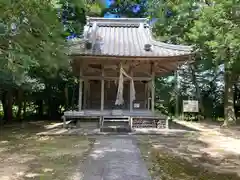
<box><xmin>1</xmin><ymin>0</ymin><xmax>68</xmax><ymax>121</ymax></box>
<box><xmin>57</xmin><ymin>0</ymin><xmax>105</xmax><ymax>38</ymax></box>
<box><xmin>57</xmin><ymin>0</ymin><xmax>86</xmax><ymax>38</ymax></box>
<box><xmin>189</xmin><ymin>0</ymin><xmax>240</xmax><ymax>125</ymax></box>
<box><xmin>148</xmin><ymin>0</ymin><xmax>214</xmax><ymax>117</ymax></box>
<box><xmin>148</xmin><ymin>0</ymin><xmax>240</xmax><ymax>124</ymax></box>
<box><xmin>0</xmin><ymin>0</ymin><xmax>105</xmax><ymax>122</ymax></box>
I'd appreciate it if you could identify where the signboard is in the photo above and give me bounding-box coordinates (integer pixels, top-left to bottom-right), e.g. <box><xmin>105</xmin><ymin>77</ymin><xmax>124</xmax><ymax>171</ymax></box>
<box><xmin>183</xmin><ymin>100</ymin><xmax>199</xmax><ymax>113</ymax></box>
<box><xmin>134</xmin><ymin>103</ymin><xmax>140</xmax><ymax>108</ymax></box>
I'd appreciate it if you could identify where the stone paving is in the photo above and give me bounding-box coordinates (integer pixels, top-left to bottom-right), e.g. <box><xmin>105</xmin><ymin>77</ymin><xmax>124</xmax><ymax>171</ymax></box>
<box><xmin>81</xmin><ymin>136</ymin><xmax>151</xmax><ymax>180</ymax></box>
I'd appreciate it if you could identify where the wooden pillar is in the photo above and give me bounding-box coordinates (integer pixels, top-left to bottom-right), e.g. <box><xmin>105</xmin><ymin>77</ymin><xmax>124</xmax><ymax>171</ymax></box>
<box><xmin>88</xmin><ymin>80</ymin><xmax>91</xmax><ymax>108</ymax></box>
<box><xmin>129</xmin><ymin>67</ymin><xmax>133</xmax><ymax>112</ymax></box>
<box><xmin>144</xmin><ymin>82</ymin><xmax>148</xmax><ymax>109</ymax></box>
<box><xmin>147</xmin><ymin>82</ymin><xmax>151</xmax><ymax>110</ymax></box>
<box><xmin>84</xmin><ymin>80</ymin><xmax>88</xmax><ymax>109</ymax></box>
<box><xmin>101</xmin><ymin>67</ymin><xmax>104</xmax><ymax>111</ymax></box>
<box><xmin>175</xmin><ymin>69</ymin><xmax>179</xmax><ymax>117</ymax></box>
<box><xmin>151</xmin><ymin>63</ymin><xmax>155</xmax><ymax>113</ymax></box>
<box><xmin>78</xmin><ymin>66</ymin><xmax>83</xmax><ymax>111</ymax></box>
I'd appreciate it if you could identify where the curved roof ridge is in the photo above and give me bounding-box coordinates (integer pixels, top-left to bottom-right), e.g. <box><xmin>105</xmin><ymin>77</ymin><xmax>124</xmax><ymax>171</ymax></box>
<box><xmin>152</xmin><ymin>40</ymin><xmax>193</xmax><ymax>51</ymax></box>
<box><xmin>145</xmin><ymin>28</ymin><xmax>193</xmax><ymax>52</ymax></box>
<box><xmin>86</xmin><ymin>16</ymin><xmax>149</xmax><ymax>25</ymax></box>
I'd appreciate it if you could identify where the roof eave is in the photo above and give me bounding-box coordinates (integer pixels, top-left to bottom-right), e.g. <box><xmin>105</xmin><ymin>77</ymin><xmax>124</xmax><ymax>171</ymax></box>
<box><xmin>152</xmin><ymin>40</ymin><xmax>193</xmax><ymax>52</ymax></box>
<box><xmin>70</xmin><ymin>53</ymin><xmax>193</xmax><ymax>59</ymax></box>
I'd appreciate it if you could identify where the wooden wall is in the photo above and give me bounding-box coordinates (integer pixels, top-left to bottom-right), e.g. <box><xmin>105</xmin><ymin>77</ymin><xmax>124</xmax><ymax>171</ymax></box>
<box><xmin>84</xmin><ymin>80</ymin><xmax>149</xmax><ymax>110</ymax></box>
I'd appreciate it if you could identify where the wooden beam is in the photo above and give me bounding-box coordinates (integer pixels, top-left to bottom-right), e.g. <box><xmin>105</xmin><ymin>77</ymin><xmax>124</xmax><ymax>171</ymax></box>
<box><xmin>72</xmin><ymin>54</ymin><xmax>191</xmax><ymax>62</ymax></box>
<box><xmin>81</xmin><ymin>76</ymin><xmax>151</xmax><ymax>81</ymax></box>
<box><xmin>101</xmin><ymin>66</ymin><xmax>104</xmax><ymax>111</ymax></box>
<box><xmin>72</xmin><ymin>56</ymin><xmax>191</xmax><ymax>76</ymax></box>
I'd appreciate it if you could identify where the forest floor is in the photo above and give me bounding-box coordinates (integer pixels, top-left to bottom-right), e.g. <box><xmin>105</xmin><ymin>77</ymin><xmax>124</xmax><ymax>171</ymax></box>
<box><xmin>174</xmin><ymin>119</ymin><xmax>240</xmax><ymax>139</ymax></box>
<box><xmin>136</xmin><ymin>120</ymin><xmax>240</xmax><ymax>180</ymax></box>
<box><xmin>1</xmin><ymin>120</ymin><xmax>240</xmax><ymax>180</ymax></box>
<box><xmin>0</xmin><ymin>121</ymin><xmax>94</xmax><ymax>180</ymax></box>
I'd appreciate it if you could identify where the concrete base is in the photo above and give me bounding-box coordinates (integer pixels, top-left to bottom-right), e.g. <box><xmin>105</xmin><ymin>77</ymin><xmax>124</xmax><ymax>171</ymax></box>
<box><xmin>100</xmin><ymin>126</ymin><xmax>131</xmax><ymax>133</ymax></box>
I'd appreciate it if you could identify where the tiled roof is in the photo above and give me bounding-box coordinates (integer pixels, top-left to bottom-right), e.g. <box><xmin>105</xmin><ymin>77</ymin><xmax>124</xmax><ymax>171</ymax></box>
<box><xmin>69</xmin><ymin>17</ymin><xmax>193</xmax><ymax>57</ymax></box>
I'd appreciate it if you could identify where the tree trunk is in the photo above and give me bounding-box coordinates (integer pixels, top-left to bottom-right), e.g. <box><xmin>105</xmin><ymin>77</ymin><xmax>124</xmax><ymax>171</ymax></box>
<box><xmin>52</xmin><ymin>101</ymin><xmax>60</xmax><ymax>119</ymax></box>
<box><xmin>190</xmin><ymin>64</ymin><xmax>205</xmax><ymax>117</ymax></box>
<box><xmin>47</xmin><ymin>99</ymin><xmax>51</xmax><ymax>119</ymax></box>
<box><xmin>2</xmin><ymin>92</ymin><xmax>8</xmax><ymax>121</ymax></box>
<box><xmin>234</xmin><ymin>83</ymin><xmax>240</xmax><ymax>119</ymax></box>
<box><xmin>23</xmin><ymin>99</ymin><xmax>27</xmax><ymax>120</ymax></box>
<box><xmin>16</xmin><ymin>89</ymin><xmax>23</xmax><ymax>121</ymax></box>
<box><xmin>223</xmin><ymin>70</ymin><xmax>236</xmax><ymax>126</ymax></box>
<box><xmin>2</xmin><ymin>90</ymin><xmax>13</xmax><ymax>122</ymax></box>
<box><xmin>7</xmin><ymin>91</ymin><xmax>13</xmax><ymax>121</ymax></box>
<box><xmin>64</xmin><ymin>86</ymin><xmax>69</xmax><ymax>110</ymax></box>
<box><xmin>36</xmin><ymin>100</ymin><xmax>43</xmax><ymax>118</ymax></box>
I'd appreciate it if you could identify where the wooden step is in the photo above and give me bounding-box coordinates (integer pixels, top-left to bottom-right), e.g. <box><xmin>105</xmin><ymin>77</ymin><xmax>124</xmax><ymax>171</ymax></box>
<box><xmin>101</xmin><ymin>116</ymin><xmax>131</xmax><ymax>132</ymax></box>
<box><xmin>103</xmin><ymin>119</ymin><xmax>129</xmax><ymax>122</ymax></box>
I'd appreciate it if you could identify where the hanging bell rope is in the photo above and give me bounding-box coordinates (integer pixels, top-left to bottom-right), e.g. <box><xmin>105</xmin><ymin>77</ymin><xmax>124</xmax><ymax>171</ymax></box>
<box><xmin>115</xmin><ymin>64</ymin><xmax>136</xmax><ymax>105</ymax></box>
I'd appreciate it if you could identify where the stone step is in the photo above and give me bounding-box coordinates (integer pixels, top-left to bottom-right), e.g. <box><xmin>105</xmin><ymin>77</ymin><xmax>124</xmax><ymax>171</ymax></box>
<box><xmin>101</xmin><ymin>116</ymin><xmax>131</xmax><ymax>133</ymax></box>
<box><xmin>103</xmin><ymin>119</ymin><xmax>129</xmax><ymax>122</ymax></box>
<box><xmin>100</xmin><ymin>125</ymin><xmax>131</xmax><ymax>133</ymax></box>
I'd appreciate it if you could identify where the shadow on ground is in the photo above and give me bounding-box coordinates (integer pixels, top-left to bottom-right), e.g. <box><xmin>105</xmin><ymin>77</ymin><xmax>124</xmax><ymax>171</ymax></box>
<box><xmin>169</xmin><ymin>120</ymin><xmax>198</xmax><ymax>131</ymax></box>
<box><xmin>0</xmin><ymin>121</ymin><xmax>94</xmax><ymax>180</ymax></box>
<box><xmin>137</xmin><ymin>132</ymin><xmax>240</xmax><ymax>180</ymax></box>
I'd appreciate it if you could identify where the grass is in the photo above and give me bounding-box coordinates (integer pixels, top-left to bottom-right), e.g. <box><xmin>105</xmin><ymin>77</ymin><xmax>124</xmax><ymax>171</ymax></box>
<box><xmin>137</xmin><ymin>135</ymin><xmax>240</xmax><ymax>180</ymax></box>
<box><xmin>0</xmin><ymin>121</ymin><xmax>94</xmax><ymax>180</ymax></box>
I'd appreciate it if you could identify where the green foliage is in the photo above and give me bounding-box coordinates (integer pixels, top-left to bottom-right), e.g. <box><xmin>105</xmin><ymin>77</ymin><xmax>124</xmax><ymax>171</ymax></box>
<box><xmin>85</xmin><ymin>0</ymin><xmax>105</xmax><ymax>17</ymax></box>
<box><xmin>155</xmin><ymin>76</ymin><xmax>176</xmax><ymax>116</ymax></box>
<box><xmin>57</xmin><ymin>0</ymin><xmax>86</xmax><ymax>37</ymax></box>
<box><xmin>149</xmin><ymin>0</ymin><xmax>199</xmax><ymax>44</ymax></box>
<box><xmin>106</xmin><ymin>0</ymin><xmax>148</xmax><ymax>17</ymax></box>
<box><xmin>0</xmin><ymin>0</ymin><xmax>71</xmax><ymax>121</ymax></box>
<box><xmin>57</xmin><ymin>0</ymin><xmax>105</xmax><ymax>37</ymax></box>
<box><xmin>189</xmin><ymin>0</ymin><xmax>240</xmax><ymax>73</ymax></box>
<box><xmin>1</xmin><ymin>0</ymin><xmax>68</xmax><ymax>87</ymax></box>
<box><xmin>188</xmin><ymin>0</ymin><xmax>240</xmax><ymax>123</ymax></box>
<box><xmin>149</xmin><ymin>0</ymin><xmax>240</xmax><ymax>121</ymax></box>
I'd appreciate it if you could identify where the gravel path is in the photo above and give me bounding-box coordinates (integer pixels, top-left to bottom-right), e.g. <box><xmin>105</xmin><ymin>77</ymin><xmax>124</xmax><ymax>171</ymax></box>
<box><xmin>82</xmin><ymin>136</ymin><xmax>151</xmax><ymax>180</ymax></box>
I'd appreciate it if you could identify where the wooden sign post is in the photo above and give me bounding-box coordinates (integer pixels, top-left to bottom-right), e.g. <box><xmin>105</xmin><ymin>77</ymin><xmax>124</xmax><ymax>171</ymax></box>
<box><xmin>182</xmin><ymin>100</ymin><xmax>199</xmax><ymax>121</ymax></box>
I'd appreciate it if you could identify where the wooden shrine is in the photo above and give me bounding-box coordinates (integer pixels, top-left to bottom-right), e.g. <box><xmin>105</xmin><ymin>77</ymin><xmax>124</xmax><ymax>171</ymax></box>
<box><xmin>63</xmin><ymin>17</ymin><xmax>193</xmax><ymax>131</ymax></box>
